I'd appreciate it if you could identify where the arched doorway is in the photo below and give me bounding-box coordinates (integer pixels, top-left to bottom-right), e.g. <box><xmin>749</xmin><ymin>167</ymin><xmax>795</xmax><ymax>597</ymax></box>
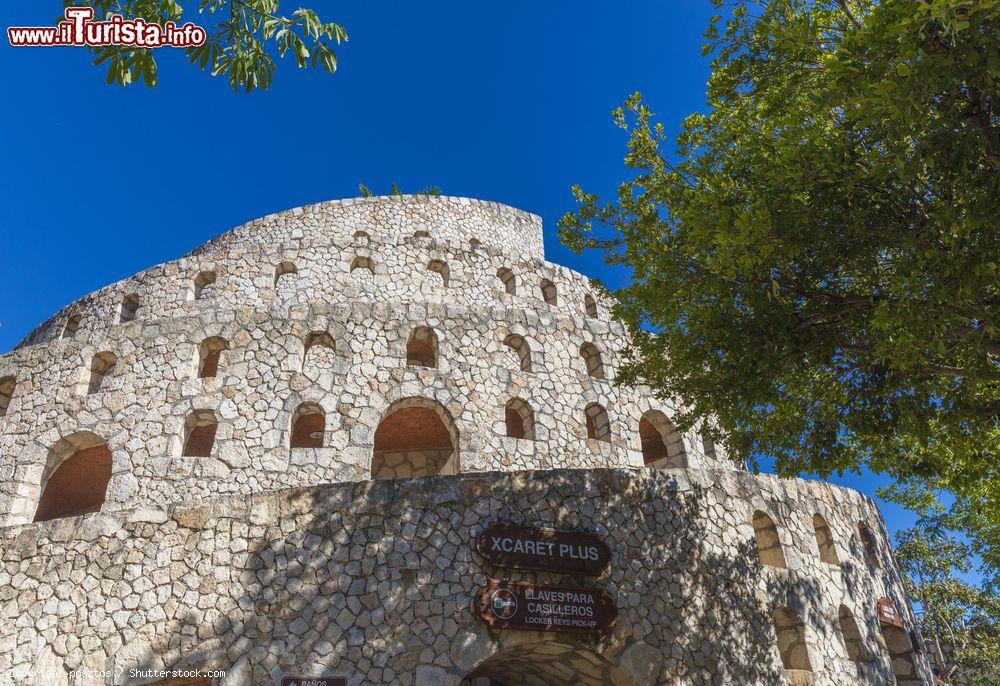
<box><xmin>33</xmin><ymin>431</ymin><xmax>113</xmax><ymax>522</ymax></box>
<box><xmin>371</xmin><ymin>397</ymin><xmax>458</xmax><ymax>479</ymax></box>
<box><xmin>461</xmin><ymin>642</ymin><xmax>635</xmax><ymax>686</ymax></box>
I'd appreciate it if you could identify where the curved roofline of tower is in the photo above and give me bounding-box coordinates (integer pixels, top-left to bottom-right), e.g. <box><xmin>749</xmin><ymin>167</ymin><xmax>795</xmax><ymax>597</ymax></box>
<box><xmin>184</xmin><ymin>193</ymin><xmax>543</xmax><ymax>258</ymax></box>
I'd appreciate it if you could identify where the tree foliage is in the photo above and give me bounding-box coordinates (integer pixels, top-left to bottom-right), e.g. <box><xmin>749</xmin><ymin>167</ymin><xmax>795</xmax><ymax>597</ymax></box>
<box><xmin>559</xmin><ymin>0</ymin><xmax>998</xmax><ymax>553</ymax></box>
<box><xmin>66</xmin><ymin>1</ymin><xmax>346</xmax><ymax>91</ymax></box>
<box><xmin>892</xmin><ymin>490</ymin><xmax>999</xmax><ymax>685</ymax></box>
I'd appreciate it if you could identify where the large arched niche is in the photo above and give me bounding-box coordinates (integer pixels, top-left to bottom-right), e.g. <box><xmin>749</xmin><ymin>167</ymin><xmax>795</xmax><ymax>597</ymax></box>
<box><xmin>460</xmin><ymin>641</ymin><xmax>636</xmax><ymax>686</ymax></box>
<box><xmin>32</xmin><ymin>431</ymin><xmax>113</xmax><ymax>523</ymax></box>
<box><xmin>371</xmin><ymin>396</ymin><xmax>459</xmax><ymax>479</ymax></box>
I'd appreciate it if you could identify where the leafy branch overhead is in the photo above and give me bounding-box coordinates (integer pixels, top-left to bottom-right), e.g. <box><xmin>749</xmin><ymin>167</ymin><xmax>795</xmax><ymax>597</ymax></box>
<box><xmin>560</xmin><ymin>0</ymin><xmax>998</xmax><ymax>553</ymax></box>
<box><xmin>67</xmin><ymin>0</ymin><xmax>347</xmax><ymax>91</ymax></box>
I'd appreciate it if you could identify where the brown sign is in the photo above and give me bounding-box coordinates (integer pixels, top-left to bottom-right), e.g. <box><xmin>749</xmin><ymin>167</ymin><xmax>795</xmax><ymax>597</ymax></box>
<box><xmin>876</xmin><ymin>598</ymin><xmax>904</xmax><ymax>628</ymax></box>
<box><xmin>476</xmin><ymin>523</ymin><xmax>611</xmax><ymax>576</ymax></box>
<box><xmin>280</xmin><ymin>678</ymin><xmax>346</xmax><ymax>686</ymax></box>
<box><xmin>474</xmin><ymin>579</ymin><xmax>618</xmax><ymax>635</ymax></box>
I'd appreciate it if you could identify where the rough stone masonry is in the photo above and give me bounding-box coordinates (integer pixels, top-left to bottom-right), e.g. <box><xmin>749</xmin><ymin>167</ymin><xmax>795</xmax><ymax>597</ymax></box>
<box><xmin>0</xmin><ymin>195</ymin><xmax>933</xmax><ymax>685</ymax></box>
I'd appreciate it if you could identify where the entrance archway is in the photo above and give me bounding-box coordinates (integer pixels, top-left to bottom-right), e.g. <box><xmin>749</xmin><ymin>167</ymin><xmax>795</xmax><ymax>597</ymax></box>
<box><xmin>461</xmin><ymin>642</ymin><xmax>636</xmax><ymax>686</ymax></box>
<box><xmin>371</xmin><ymin>397</ymin><xmax>458</xmax><ymax>479</ymax></box>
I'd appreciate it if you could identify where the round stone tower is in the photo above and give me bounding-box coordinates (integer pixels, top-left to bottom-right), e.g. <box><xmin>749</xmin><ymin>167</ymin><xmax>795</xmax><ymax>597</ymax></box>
<box><xmin>0</xmin><ymin>196</ymin><xmax>932</xmax><ymax>685</ymax></box>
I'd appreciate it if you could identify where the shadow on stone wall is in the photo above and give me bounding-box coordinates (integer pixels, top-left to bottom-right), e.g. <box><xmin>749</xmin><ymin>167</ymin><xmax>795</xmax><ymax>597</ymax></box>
<box><xmin>113</xmin><ymin>469</ymin><xmax>869</xmax><ymax>685</ymax></box>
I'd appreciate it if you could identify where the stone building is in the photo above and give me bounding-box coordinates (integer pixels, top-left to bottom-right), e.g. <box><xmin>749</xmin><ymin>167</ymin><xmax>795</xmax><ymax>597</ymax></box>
<box><xmin>0</xmin><ymin>195</ymin><xmax>932</xmax><ymax>685</ymax></box>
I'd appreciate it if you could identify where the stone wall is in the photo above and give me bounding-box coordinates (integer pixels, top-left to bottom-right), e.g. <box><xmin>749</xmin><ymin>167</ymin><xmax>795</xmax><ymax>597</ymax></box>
<box><xmin>14</xmin><ymin>196</ymin><xmax>544</xmax><ymax>350</ymax></box>
<box><xmin>0</xmin><ymin>468</ymin><xmax>931</xmax><ymax>685</ymax></box>
<box><xmin>0</xmin><ymin>196</ymin><xmax>726</xmax><ymax>526</ymax></box>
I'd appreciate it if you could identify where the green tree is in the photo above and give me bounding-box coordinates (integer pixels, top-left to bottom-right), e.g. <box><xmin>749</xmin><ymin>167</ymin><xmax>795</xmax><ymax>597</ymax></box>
<box><xmin>892</xmin><ymin>493</ymin><xmax>999</xmax><ymax>686</ymax></box>
<box><xmin>559</xmin><ymin>0</ymin><xmax>999</xmax><ymax>554</ymax></box>
<box><xmin>65</xmin><ymin>1</ymin><xmax>346</xmax><ymax>90</ymax></box>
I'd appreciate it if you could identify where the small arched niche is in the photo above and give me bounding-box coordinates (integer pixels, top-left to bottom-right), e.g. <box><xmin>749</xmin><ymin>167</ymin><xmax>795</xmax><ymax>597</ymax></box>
<box><xmin>406</xmin><ymin>326</ymin><xmax>439</xmax><ymax>368</ymax></box>
<box><xmin>584</xmin><ymin>293</ymin><xmax>598</xmax><ymax>318</ymax></box>
<box><xmin>303</xmin><ymin>331</ymin><xmax>336</xmax><ymax>372</ymax></box>
<box><xmin>702</xmin><ymin>434</ymin><xmax>718</xmax><ymax>460</ymax></box>
<box><xmin>274</xmin><ymin>261</ymin><xmax>298</xmax><ymax>287</ymax></box>
<box><xmin>772</xmin><ymin>606</ymin><xmax>813</xmax><ymax>673</ymax></box>
<box><xmin>191</xmin><ymin>270</ymin><xmax>216</xmax><ymax>300</ymax></box>
<box><xmin>639</xmin><ymin>410</ymin><xmax>686</xmax><ymax>468</ymax></box>
<box><xmin>119</xmin><ymin>293</ymin><xmax>139</xmax><ymax>323</ymax></box>
<box><xmin>503</xmin><ymin>334</ymin><xmax>532</xmax><ymax>372</ymax></box>
<box><xmin>469</xmin><ymin>237</ymin><xmax>482</xmax><ymax>250</ymax></box>
<box><xmin>372</xmin><ymin>397</ymin><xmax>458</xmax><ymax>479</ymax></box>
<box><xmin>290</xmin><ymin>403</ymin><xmax>325</xmax><ymax>448</ymax></box>
<box><xmin>426</xmin><ymin>259</ymin><xmax>450</xmax><ymax>287</ymax></box>
<box><xmin>580</xmin><ymin>342</ymin><xmax>605</xmax><ymax>379</ymax></box>
<box><xmin>198</xmin><ymin>337</ymin><xmax>229</xmax><ymax>379</ymax></box>
<box><xmin>182</xmin><ymin>409</ymin><xmax>218</xmax><ymax>457</ymax></box>
<box><xmin>540</xmin><ymin>278</ymin><xmax>557</xmax><ymax>305</ymax></box>
<box><xmin>349</xmin><ymin>256</ymin><xmax>375</xmax><ymax>280</ymax></box>
<box><xmin>858</xmin><ymin>522</ymin><xmax>880</xmax><ymax>568</ymax></box>
<box><xmin>33</xmin><ymin>432</ymin><xmax>112</xmax><ymax>523</ymax></box>
<box><xmin>752</xmin><ymin>510</ymin><xmax>788</xmax><ymax>569</ymax></box>
<box><xmin>813</xmin><ymin>513</ymin><xmax>841</xmax><ymax>565</ymax></box>
<box><xmin>85</xmin><ymin>351</ymin><xmax>118</xmax><ymax>394</ymax></box>
<box><xmin>62</xmin><ymin>314</ymin><xmax>82</xmax><ymax>339</ymax></box>
<box><xmin>353</xmin><ymin>230</ymin><xmax>369</xmax><ymax>239</ymax></box>
<box><xmin>505</xmin><ymin>398</ymin><xmax>535</xmax><ymax>440</ymax></box>
<box><xmin>497</xmin><ymin>267</ymin><xmax>517</xmax><ymax>295</ymax></box>
<box><xmin>585</xmin><ymin>403</ymin><xmax>611</xmax><ymax>442</ymax></box>
<box><xmin>838</xmin><ymin>605</ymin><xmax>870</xmax><ymax>663</ymax></box>
<box><xmin>0</xmin><ymin>376</ymin><xmax>15</xmax><ymax>417</ymax></box>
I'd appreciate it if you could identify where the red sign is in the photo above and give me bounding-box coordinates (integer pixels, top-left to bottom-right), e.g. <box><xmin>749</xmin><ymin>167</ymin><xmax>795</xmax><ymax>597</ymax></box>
<box><xmin>476</xmin><ymin>523</ymin><xmax>611</xmax><ymax>576</ymax></box>
<box><xmin>474</xmin><ymin>579</ymin><xmax>618</xmax><ymax>635</ymax></box>
<box><xmin>876</xmin><ymin>598</ymin><xmax>904</xmax><ymax>628</ymax></box>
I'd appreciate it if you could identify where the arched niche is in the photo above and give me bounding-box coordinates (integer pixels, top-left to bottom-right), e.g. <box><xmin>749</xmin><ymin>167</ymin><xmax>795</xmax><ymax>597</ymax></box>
<box><xmin>33</xmin><ymin>431</ymin><xmax>113</xmax><ymax>522</ymax></box>
<box><xmin>406</xmin><ymin>326</ymin><xmax>439</xmax><ymax>368</ymax></box>
<box><xmin>580</xmin><ymin>342</ymin><xmax>605</xmax><ymax>379</ymax></box>
<box><xmin>182</xmin><ymin>409</ymin><xmax>218</xmax><ymax>457</ymax></box>
<box><xmin>119</xmin><ymin>293</ymin><xmax>139</xmax><ymax>323</ymax></box>
<box><xmin>503</xmin><ymin>334</ymin><xmax>532</xmax><ymax>372</ymax></box>
<box><xmin>372</xmin><ymin>397</ymin><xmax>458</xmax><ymax>479</ymax></box>
<box><xmin>585</xmin><ymin>402</ymin><xmax>612</xmax><ymax>442</ymax></box>
<box><xmin>426</xmin><ymin>259</ymin><xmax>450</xmax><ymax>287</ymax></box>
<box><xmin>505</xmin><ymin>398</ymin><xmax>535</xmax><ymax>440</ymax></box>
<box><xmin>496</xmin><ymin>267</ymin><xmax>516</xmax><ymax>295</ymax></box>
<box><xmin>813</xmin><ymin>513</ymin><xmax>841</xmax><ymax>565</ymax></box>
<box><xmin>639</xmin><ymin>410</ymin><xmax>686</xmax><ymax>468</ymax></box>
<box><xmin>752</xmin><ymin>510</ymin><xmax>788</xmax><ymax>569</ymax></box>
<box><xmin>772</xmin><ymin>606</ymin><xmax>813</xmax><ymax>674</ymax></box>
<box><xmin>191</xmin><ymin>270</ymin><xmax>216</xmax><ymax>300</ymax></box>
<box><xmin>290</xmin><ymin>403</ymin><xmax>325</xmax><ymax>448</ymax></box>
<box><xmin>198</xmin><ymin>337</ymin><xmax>229</xmax><ymax>379</ymax></box>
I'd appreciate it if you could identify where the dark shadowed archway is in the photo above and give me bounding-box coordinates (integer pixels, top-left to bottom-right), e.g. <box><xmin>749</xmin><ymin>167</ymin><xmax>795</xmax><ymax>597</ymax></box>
<box><xmin>371</xmin><ymin>397</ymin><xmax>458</xmax><ymax>479</ymax></box>
<box><xmin>461</xmin><ymin>642</ymin><xmax>635</xmax><ymax>686</ymax></box>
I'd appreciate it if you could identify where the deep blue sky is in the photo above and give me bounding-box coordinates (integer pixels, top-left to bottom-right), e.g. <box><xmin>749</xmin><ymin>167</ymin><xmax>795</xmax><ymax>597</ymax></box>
<box><xmin>0</xmin><ymin>3</ymin><xmax>924</xmax><ymax>545</ymax></box>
